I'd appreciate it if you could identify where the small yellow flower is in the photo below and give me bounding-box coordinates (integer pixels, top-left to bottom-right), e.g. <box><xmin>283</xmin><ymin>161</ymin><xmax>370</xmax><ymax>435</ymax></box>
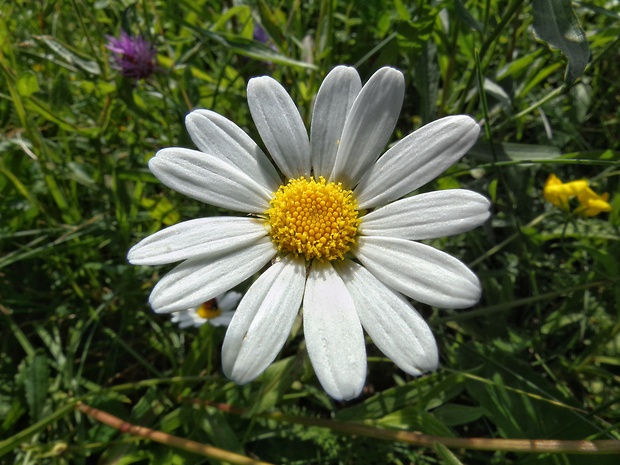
<box><xmin>543</xmin><ymin>174</ymin><xmax>588</xmax><ymax>211</ymax></box>
<box><xmin>576</xmin><ymin>187</ymin><xmax>612</xmax><ymax>217</ymax></box>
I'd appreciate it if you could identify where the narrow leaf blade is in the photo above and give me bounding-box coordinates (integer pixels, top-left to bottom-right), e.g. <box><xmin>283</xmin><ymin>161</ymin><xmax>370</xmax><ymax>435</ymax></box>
<box><xmin>532</xmin><ymin>0</ymin><xmax>590</xmax><ymax>82</ymax></box>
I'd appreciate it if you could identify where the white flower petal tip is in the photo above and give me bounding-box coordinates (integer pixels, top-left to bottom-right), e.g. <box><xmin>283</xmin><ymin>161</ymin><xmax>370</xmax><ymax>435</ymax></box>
<box><xmin>127</xmin><ymin>217</ymin><xmax>268</xmax><ymax>266</ymax></box>
<box><xmin>222</xmin><ymin>256</ymin><xmax>306</xmax><ymax>385</ymax></box>
<box><xmin>217</xmin><ymin>291</ymin><xmax>243</xmax><ymax>312</ymax></box>
<box><xmin>331</xmin><ymin>67</ymin><xmax>405</xmax><ymax>188</ymax></box>
<box><xmin>355</xmin><ymin>115</ymin><xmax>482</xmax><ymax>209</ymax></box>
<box><xmin>148</xmin><ymin>148</ymin><xmax>272</xmax><ymax>213</ymax></box>
<box><xmin>247</xmin><ymin>76</ymin><xmax>311</xmax><ymax>179</ymax></box>
<box><xmin>170</xmin><ymin>310</ymin><xmax>202</xmax><ymax>329</ymax></box>
<box><xmin>148</xmin><ymin>238</ymin><xmax>276</xmax><ymax>313</ymax></box>
<box><xmin>359</xmin><ymin>189</ymin><xmax>491</xmax><ymax>240</ymax></box>
<box><xmin>184</xmin><ymin>109</ymin><xmax>282</xmax><ymax>192</ymax></box>
<box><xmin>303</xmin><ymin>261</ymin><xmax>367</xmax><ymax>401</ymax></box>
<box><xmin>334</xmin><ymin>259</ymin><xmax>439</xmax><ymax>375</ymax></box>
<box><xmin>310</xmin><ymin>66</ymin><xmax>362</xmax><ymax>178</ymax></box>
<box><xmin>208</xmin><ymin>311</ymin><xmax>235</xmax><ymax>327</ymax></box>
<box><xmin>353</xmin><ymin>236</ymin><xmax>482</xmax><ymax>309</ymax></box>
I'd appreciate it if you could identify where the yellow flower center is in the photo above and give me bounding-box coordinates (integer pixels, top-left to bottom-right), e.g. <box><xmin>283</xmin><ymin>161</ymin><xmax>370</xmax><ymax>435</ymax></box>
<box><xmin>266</xmin><ymin>176</ymin><xmax>360</xmax><ymax>261</ymax></box>
<box><xmin>196</xmin><ymin>300</ymin><xmax>222</xmax><ymax>319</ymax></box>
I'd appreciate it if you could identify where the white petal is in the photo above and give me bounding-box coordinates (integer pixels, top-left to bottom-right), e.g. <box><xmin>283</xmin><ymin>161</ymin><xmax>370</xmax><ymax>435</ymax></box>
<box><xmin>353</xmin><ymin>236</ymin><xmax>481</xmax><ymax>308</ymax></box>
<box><xmin>330</xmin><ymin>67</ymin><xmax>405</xmax><ymax>189</ymax></box>
<box><xmin>208</xmin><ymin>311</ymin><xmax>235</xmax><ymax>327</ymax></box>
<box><xmin>128</xmin><ymin>217</ymin><xmax>268</xmax><ymax>265</ymax></box>
<box><xmin>170</xmin><ymin>311</ymin><xmax>188</xmax><ymax>326</ymax></box>
<box><xmin>247</xmin><ymin>76</ymin><xmax>311</xmax><ymax>179</ymax></box>
<box><xmin>149</xmin><ymin>238</ymin><xmax>276</xmax><ymax>313</ymax></box>
<box><xmin>177</xmin><ymin>319</ymin><xmax>196</xmax><ymax>329</ymax></box>
<box><xmin>310</xmin><ymin>66</ymin><xmax>362</xmax><ymax>178</ymax></box>
<box><xmin>149</xmin><ymin>148</ymin><xmax>272</xmax><ymax>213</ymax></box>
<box><xmin>185</xmin><ymin>110</ymin><xmax>282</xmax><ymax>192</ymax></box>
<box><xmin>222</xmin><ymin>255</ymin><xmax>306</xmax><ymax>384</ymax></box>
<box><xmin>359</xmin><ymin>189</ymin><xmax>491</xmax><ymax>240</ymax></box>
<box><xmin>333</xmin><ymin>259</ymin><xmax>438</xmax><ymax>375</ymax></box>
<box><xmin>216</xmin><ymin>291</ymin><xmax>243</xmax><ymax>312</ymax></box>
<box><xmin>171</xmin><ymin>310</ymin><xmax>204</xmax><ymax>328</ymax></box>
<box><xmin>303</xmin><ymin>261</ymin><xmax>366</xmax><ymax>400</ymax></box>
<box><xmin>355</xmin><ymin>116</ymin><xmax>481</xmax><ymax>209</ymax></box>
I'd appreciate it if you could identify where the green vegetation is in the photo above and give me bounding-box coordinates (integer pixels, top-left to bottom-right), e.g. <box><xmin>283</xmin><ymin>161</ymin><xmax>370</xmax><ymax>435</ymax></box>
<box><xmin>1</xmin><ymin>0</ymin><xmax>619</xmax><ymax>463</ymax></box>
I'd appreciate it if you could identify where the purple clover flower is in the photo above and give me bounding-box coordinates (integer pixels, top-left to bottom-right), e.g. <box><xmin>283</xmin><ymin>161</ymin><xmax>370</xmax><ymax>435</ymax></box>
<box><xmin>106</xmin><ymin>31</ymin><xmax>156</xmax><ymax>80</ymax></box>
<box><xmin>251</xmin><ymin>23</ymin><xmax>277</xmax><ymax>68</ymax></box>
<box><xmin>253</xmin><ymin>23</ymin><xmax>271</xmax><ymax>45</ymax></box>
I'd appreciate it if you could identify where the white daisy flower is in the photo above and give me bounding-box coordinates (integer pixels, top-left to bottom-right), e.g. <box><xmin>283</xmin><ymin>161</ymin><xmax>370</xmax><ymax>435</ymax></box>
<box><xmin>170</xmin><ymin>291</ymin><xmax>243</xmax><ymax>329</ymax></box>
<box><xmin>128</xmin><ymin>65</ymin><xmax>490</xmax><ymax>400</ymax></box>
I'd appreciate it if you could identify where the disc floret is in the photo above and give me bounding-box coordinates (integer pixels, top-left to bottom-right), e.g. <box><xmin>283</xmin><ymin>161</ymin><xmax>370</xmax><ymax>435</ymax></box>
<box><xmin>196</xmin><ymin>300</ymin><xmax>222</xmax><ymax>319</ymax></box>
<box><xmin>266</xmin><ymin>176</ymin><xmax>360</xmax><ymax>261</ymax></box>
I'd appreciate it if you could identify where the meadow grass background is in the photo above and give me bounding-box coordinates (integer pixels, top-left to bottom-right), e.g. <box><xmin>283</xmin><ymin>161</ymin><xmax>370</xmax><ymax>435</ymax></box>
<box><xmin>1</xmin><ymin>0</ymin><xmax>619</xmax><ymax>463</ymax></box>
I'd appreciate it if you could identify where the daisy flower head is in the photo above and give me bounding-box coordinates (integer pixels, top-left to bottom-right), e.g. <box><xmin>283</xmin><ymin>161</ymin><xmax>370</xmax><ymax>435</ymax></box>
<box><xmin>170</xmin><ymin>291</ymin><xmax>243</xmax><ymax>329</ymax></box>
<box><xmin>128</xmin><ymin>65</ymin><xmax>490</xmax><ymax>400</ymax></box>
<box><xmin>106</xmin><ymin>31</ymin><xmax>157</xmax><ymax>80</ymax></box>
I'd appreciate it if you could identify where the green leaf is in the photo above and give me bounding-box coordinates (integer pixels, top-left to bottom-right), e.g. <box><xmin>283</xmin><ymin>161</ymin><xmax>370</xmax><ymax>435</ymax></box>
<box><xmin>201</xmin><ymin>29</ymin><xmax>316</xmax><ymax>70</ymax></box>
<box><xmin>532</xmin><ymin>0</ymin><xmax>590</xmax><ymax>82</ymax></box>
<box><xmin>468</xmin><ymin>78</ymin><xmax>511</xmax><ymax>108</ymax></box>
<box><xmin>21</xmin><ymin>353</ymin><xmax>50</xmax><ymax>422</ymax></box>
<box><xmin>488</xmin><ymin>178</ymin><xmax>498</xmax><ymax>203</ymax></box>
<box><xmin>468</xmin><ymin>141</ymin><xmax>562</xmax><ymax>162</ymax></box>
<box><xmin>454</xmin><ymin>0</ymin><xmax>483</xmax><ymax>32</ymax></box>
<box><xmin>24</xmin><ymin>97</ymin><xmax>98</xmax><ymax>136</ymax></box>
<box><xmin>375</xmin><ymin>407</ymin><xmax>455</xmax><ymax>437</ymax></box>
<box><xmin>0</xmin><ymin>158</ymin><xmax>45</xmax><ymax>215</ymax></box>
<box><xmin>198</xmin><ymin>406</ymin><xmax>245</xmax><ymax>455</ymax></box>
<box><xmin>395</xmin><ymin>5</ymin><xmax>437</xmax><ymax>59</ymax></box>
<box><xmin>0</xmin><ymin>401</ymin><xmax>77</xmax><ymax>457</ymax></box>
<box><xmin>98</xmin><ymin>447</ymin><xmax>150</xmax><ymax>465</ymax></box>
<box><xmin>541</xmin><ymin>311</ymin><xmax>585</xmax><ymax>335</ymax></box>
<box><xmin>434</xmin><ymin>443</ymin><xmax>466</xmax><ymax>465</ymax></box>
<box><xmin>35</xmin><ymin>35</ymin><xmax>101</xmax><ymax>75</ymax></box>
<box><xmin>257</xmin><ymin>0</ymin><xmax>287</xmax><ymax>46</ymax></box>
<box><xmin>335</xmin><ymin>372</ymin><xmax>465</xmax><ymax>421</ymax></box>
<box><xmin>496</xmin><ymin>49</ymin><xmax>544</xmax><ymax>81</ymax></box>
<box><xmin>131</xmin><ymin>387</ymin><xmax>166</xmax><ymax>422</ymax></box>
<box><xmin>457</xmin><ymin>343</ymin><xmax>618</xmax><ymax>447</ymax></box>
<box><xmin>67</xmin><ymin>161</ymin><xmax>96</xmax><ymax>187</ymax></box>
<box><xmin>246</xmin><ymin>355</ymin><xmax>299</xmax><ymax>416</ymax></box>
<box><xmin>0</xmin><ymin>17</ymin><xmax>8</xmax><ymax>53</ymax></box>
<box><xmin>16</xmin><ymin>71</ymin><xmax>40</xmax><ymax>97</ymax></box>
<box><xmin>432</xmin><ymin>403</ymin><xmax>485</xmax><ymax>426</ymax></box>
<box><xmin>0</xmin><ymin>396</ymin><xmax>26</xmax><ymax>432</ymax></box>
<box><xmin>561</xmin><ymin>149</ymin><xmax>620</xmax><ymax>161</ymax></box>
<box><xmin>153</xmin><ymin>449</ymin><xmax>193</xmax><ymax>465</ymax></box>
<box><xmin>412</xmin><ymin>40</ymin><xmax>440</xmax><ymax>123</ymax></box>
<box><xmin>212</xmin><ymin>5</ymin><xmax>252</xmax><ymax>33</ymax></box>
<box><xmin>0</xmin><ymin>63</ymin><xmax>27</xmax><ymax>128</ymax></box>
<box><xmin>141</xmin><ymin>196</ymin><xmax>180</xmax><ymax>226</ymax></box>
<box><xmin>393</xmin><ymin>0</ymin><xmax>411</xmax><ymax>21</ymax></box>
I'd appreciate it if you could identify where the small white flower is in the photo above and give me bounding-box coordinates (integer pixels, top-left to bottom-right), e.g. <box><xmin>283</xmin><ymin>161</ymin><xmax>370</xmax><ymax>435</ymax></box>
<box><xmin>128</xmin><ymin>65</ymin><xmax>490</xmax><ymax>400</ymax></box>
<box><xmin>170</xmin><ymin>291</ymin><xmax>243</xmax><ymax>329</ymax></box>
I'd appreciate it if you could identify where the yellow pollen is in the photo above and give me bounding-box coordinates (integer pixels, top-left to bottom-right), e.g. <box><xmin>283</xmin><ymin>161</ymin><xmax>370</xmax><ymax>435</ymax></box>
<box><xmin>266</xmin><ymin>176</ymin><xmax>360</xmax><ymax>261</ymax></box>
<box><xmin>196</xmin><ymin>299</ymin><xmax>222</xmax><ymax>319</ymax></box>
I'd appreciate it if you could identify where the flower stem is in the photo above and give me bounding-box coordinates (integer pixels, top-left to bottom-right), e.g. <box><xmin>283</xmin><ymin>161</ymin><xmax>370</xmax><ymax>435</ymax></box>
<box><xmin>76</xmin><ymin>401</ymin><xmax>274</xmax><ymax>464</ymax></box>
<box><xmin>190</xmin><ymin>399</ymin><xmax>620</xmax><ymax>455</ymax></box>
